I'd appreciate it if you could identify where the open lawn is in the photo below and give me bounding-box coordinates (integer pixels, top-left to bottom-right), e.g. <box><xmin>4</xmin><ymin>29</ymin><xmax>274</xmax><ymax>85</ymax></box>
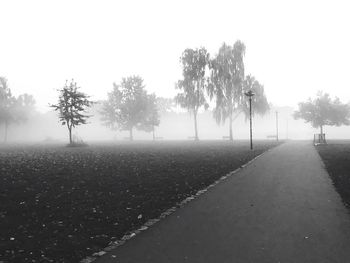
<box><xmin>316</xmin><ymin>140</ymin><xmax>350</xmax><ymax>209</ymax></box>
<box><xmin>0</xmin><ymin>140</ymin><xmax>279</xmax><ymax>262</ymax></box>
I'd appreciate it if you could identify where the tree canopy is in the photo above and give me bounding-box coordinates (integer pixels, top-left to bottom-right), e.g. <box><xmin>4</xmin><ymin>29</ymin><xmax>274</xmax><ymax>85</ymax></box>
<box><xmin>294</xmin><ymin>92</ymin><xmax>350</xmax><ymax>134</ymax></box>
<box><xmin>0</xmin><ymin>77</ymin><xmax>13</xmax><ymax>123</ymax></box>
<box><xmin>156</xmin><ymin>97</ymin><xmax>176</xmax><ymax>114</ymax></box>
<box><xmin>0</xmin><ymin>77</ymin><xmax>14</xmax><ymax>142</ymax></box>
<box><xmin>13</xmin><ymin>94</ymin><xmax>36</xmax><ymax>123</ymax></box>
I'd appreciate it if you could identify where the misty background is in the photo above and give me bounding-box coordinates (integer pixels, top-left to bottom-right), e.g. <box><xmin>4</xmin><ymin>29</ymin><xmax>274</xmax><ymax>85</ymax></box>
<box><xmin>3</xmin><ymin>103</ymin><xmax>349</xmax><ymax>143</ymax></box>
<box><xmin>1</xmin><ymin>0</ymin><xmax>350</xmax><ymax>142</ymax></box>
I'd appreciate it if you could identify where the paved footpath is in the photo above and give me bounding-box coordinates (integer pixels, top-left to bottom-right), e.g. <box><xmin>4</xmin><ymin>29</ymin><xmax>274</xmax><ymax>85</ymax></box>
<box><xmin>96</xmin><ymin>141</ymin><xmax>350</xmax><ymax>263</ymax></box>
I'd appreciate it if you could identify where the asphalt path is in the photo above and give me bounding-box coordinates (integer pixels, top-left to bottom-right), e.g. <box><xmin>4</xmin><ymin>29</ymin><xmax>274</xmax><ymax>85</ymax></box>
<box><xmin>96</xmin><ymin>141</ymin><xmax>350</xmax><ymax>263</ymax></box>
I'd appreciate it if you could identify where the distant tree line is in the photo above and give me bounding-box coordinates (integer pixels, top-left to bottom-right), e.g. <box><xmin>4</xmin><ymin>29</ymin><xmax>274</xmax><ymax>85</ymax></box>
<box><xmin>98</xmin><ymin>41</ymin><xmax>270</xmax><ymax>142</ymax></box>
<box><xmin>3</xmin><ymin>41</ymin><xmax>350</xmax><ymax>145</ymax></box>
<box><xmin>0</xmin><ymin>77</ymin><xmax>36</xmax><ymax>142</ymax></box>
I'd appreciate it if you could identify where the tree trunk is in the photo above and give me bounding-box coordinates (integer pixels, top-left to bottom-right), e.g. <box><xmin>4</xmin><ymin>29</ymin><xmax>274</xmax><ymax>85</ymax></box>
<box><xmin>320</xmin><ymin>125</ymin><xmax>325</xmax><ymax>143</ymax></box>
<box><xmin>69</xmin><ymin>127</ymin><xmax>72</xmax><ymax>144</ymax></box>
<box><xmin>66</xmin><ymin>122</ymin><xmax>72</xmax><ymax>144</ymax></box>
<box><xmin>229</xmin><ymin>111</ymin><xmax>233</xmax><ymax>141</ymax></box>
<box><xmin>129</xmin><ymin>128</ymin><xmax>133</xmax><ymax>141</ymax></box>
<box><xmin>4</xmin><ymin>120</ymin><xmax>8</xmax><ymax>143</ymax></box>
<box><xmin>194</xmin><ymin>109</ymin><xmax>199</xmax><ymax>141</ymax></box>
<box><xmin>152</xmin><ymin>126</ymin><xmax>155</xmax><ymax>141</ymax></box>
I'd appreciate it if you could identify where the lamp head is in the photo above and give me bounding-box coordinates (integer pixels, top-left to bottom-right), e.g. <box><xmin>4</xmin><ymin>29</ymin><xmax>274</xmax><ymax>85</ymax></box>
<box><xmin>244</xmin><ymin>90</ymin><xmax>255</xmax><ymax>97</ymax></box>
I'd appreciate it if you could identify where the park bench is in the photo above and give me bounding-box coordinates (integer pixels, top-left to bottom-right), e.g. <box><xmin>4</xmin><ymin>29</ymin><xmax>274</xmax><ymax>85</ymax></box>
<box><xmin>267</xmin><ymin>135</ymin><xmax>277</xmax><ymax>139</ymax></box>
<box><xmin>314</xmin><ymin>133</ymin><xmax>327</xmax><ymax>145</ymax></box>
<box><xmin>222</xmin><ymin>136</ymin><xmax>230</xmax><ymax>140</ymax></box>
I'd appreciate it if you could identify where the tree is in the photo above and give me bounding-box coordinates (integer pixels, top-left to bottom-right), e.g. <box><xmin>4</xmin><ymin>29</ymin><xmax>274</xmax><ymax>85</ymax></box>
<box><xmin>294</xmin><ymin>92</ymin><xmax>350</xmax><ymax>135</ymax></box>
<box><xmin>156</xmin><ymin>97</ymin><xmax>176</xmax><ymax>115</ymax></box>
<box><xmin>0</xmin><ymin>78</ymin><xmax>37</xmax><ymax>143</ymax></box>
<box><xmin>101</xmin><ymin>76</ymin><xmax>158</xmax><ymax>140</ymax></box>
<box><xmin>100</xmin><ymin>95</ymin><xmax>120</xmax><ymax>132</ymax></box>
<box><xmin>175</xmin><ymin>47</ymin><xmax>210</xmax><ymax>140</ymax></box>
<box><xmin>208</xmin><ymin>41</ymin><xmax>246</xmax><ymax>141</ymax></box>
<box><xmin>139</xmin><ymin>94</ymin><xmax>160</xmax><ymax>140</ymax></box>
<box><xmin>241</xmin><ymin>74</ymin><xmax>269</xmax><ymax>119</ymax></box>
<box><xmin>13</xmin><ymin>93</ymin><xmax>36</xmax><ymax>123</ymax></box>
<box><xmin>51</xmin><ymin>79</ymin><xmax>93</xmax><ymax>144</ymax></box>
<box><xmin>0</xmin><ymin>77</ymin><xmax>17</xmax><ymax>142</ymax></box>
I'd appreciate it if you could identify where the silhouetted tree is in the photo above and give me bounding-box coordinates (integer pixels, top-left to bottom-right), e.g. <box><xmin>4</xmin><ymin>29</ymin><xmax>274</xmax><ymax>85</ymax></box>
<box><xmin>51</xmin><ymin>79</ymin><xmax>92</xmax><ymax>144</ymax></box>
<box><xmin>101</xmin><ymin>76</ymin><xmax>158</xmax><ymax>140</ymax></box>
<box><xmin>208</xmin><ymin>41</ymin><xmax>245</xmax><ymax>141</ymax></box>
<box><xmin>175</xmin><ymin>47</ymin><xmax>210</xmax><ymax>140</ymax></box>
<box><xmin>294</xmin><ymin>92</ymin><xmax>350</xmax><ymax>135</ymax></box>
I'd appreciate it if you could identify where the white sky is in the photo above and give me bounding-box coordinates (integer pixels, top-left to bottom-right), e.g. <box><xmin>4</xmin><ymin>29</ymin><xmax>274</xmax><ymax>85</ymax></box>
<box><xmin>0</xmin><ymin>0</ymin><xmax>349</xmax><ymax>112</ymax></box>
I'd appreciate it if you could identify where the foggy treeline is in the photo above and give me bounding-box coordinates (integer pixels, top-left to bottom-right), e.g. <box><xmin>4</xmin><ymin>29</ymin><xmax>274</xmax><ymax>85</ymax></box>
<box><xmin>1</xmin><ymin>40</ymin><xmax>350</xmax><ymax>144</ymax></box>
<box><xmin>2</xmin><ymin>101</ymin><xmax>348</xmax><ymax>143</ymax></box>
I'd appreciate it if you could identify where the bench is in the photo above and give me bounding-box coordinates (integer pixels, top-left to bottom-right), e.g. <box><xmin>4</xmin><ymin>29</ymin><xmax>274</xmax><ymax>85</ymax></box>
<box><xmin>266</xmin><ymin>135</ymin><xmax>277</xmax><ymax>139</ymax></box>
<box><xmin>314</xmin><ymin>133</ymin><xmax>326</xmax><ymax>145</ymax></box>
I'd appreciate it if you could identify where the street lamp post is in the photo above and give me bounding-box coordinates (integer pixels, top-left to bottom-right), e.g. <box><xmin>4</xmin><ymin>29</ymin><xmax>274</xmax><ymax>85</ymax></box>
<box><xmin>276</xmin><ymin>111</ymin><xmax>279</xmax><ymax>142</ymax></box>
<box><xmin>244</xmin><ymin>90</ymin><xmax>255</xmax><ymax>150</ymax></box>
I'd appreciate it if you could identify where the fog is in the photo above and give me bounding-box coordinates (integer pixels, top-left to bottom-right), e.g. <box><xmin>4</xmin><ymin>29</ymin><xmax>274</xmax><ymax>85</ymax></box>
<box><xmin>2</xmin><ymin>103</ymin><xmax>349</xmax><ymax>145</ymax></box>
<box><xmin>1</xmin><ymin>1</ymin><xmax>350</xmax><ymax>143</ymax></box>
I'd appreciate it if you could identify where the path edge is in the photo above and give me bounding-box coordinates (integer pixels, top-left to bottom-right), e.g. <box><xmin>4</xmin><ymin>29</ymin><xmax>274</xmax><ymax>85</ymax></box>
<box><xmin>80</xmin><ymin>144</ymin><xmax>280</xmax><ymax>263</ymax></box>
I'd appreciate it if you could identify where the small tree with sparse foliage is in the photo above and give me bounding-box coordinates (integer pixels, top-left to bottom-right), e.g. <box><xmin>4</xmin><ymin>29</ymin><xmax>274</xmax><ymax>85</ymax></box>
<box><xmin>51</xmin><ymin>79</ymin><xmax>93</xmax><ymax>145</ymax></box>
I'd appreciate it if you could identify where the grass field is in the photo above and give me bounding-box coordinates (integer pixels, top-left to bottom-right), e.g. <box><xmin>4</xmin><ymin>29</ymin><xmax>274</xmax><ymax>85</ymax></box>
<box><xmin>316</xmin><ymin>140</ymin><xmax>350</xmax><ymax>209</ymax></box>
<box><xmin>0</xmin><ymin>140</ymin><xmax>279</xmax><ymax>262</ymax></box>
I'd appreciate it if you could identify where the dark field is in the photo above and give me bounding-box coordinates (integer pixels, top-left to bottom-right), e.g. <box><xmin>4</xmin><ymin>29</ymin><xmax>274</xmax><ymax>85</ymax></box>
<box><xmin>316</xmin><ymin>141</ymin><xmax>350</xmax><ymax>209</ymax></box>
<box><xmin>0</xmin><ymin>141</ymin><xmax>279</xmax><ymax>262</ymax></box>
